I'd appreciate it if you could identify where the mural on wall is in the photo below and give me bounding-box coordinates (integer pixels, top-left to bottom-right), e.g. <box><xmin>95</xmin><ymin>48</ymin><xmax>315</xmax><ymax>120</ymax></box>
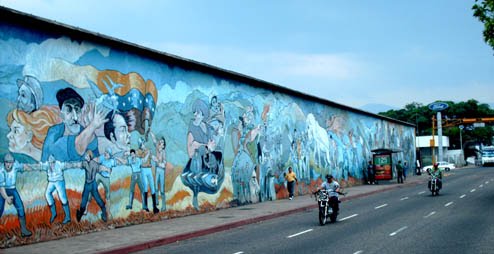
<box><xmin>0</xmin><ymin>15</ymin><xmax>415</xmax><ymax>247</ymax></box>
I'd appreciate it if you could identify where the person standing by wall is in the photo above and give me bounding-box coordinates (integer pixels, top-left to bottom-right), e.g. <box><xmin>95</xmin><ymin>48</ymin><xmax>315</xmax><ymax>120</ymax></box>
<box><xmin>284</xmin><ymin>166</ymin><xmax>297</xmax><ymax>200</ymax></box>
<box><xmin>367</xmin><ymin>160</ymin><xmax>376</xmax><ymax>184</ymax></box>
<box><xmin>396</xmin><ymin>160</ymin><xmax>404</xmax><ymax>184</ymax></box>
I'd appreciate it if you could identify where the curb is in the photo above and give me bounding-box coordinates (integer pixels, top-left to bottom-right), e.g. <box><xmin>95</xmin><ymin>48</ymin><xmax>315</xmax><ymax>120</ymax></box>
<box><xmin>98</xmin><ymin>179</ymin><xmax>425</xmax><ymax>254</ymax></box>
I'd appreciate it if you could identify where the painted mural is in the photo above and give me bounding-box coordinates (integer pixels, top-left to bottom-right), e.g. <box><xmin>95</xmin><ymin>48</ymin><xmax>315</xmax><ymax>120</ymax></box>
<box><xmin>0</xmin><ymin>12</ymin><xmax>415</xmax><ymax>247</ymax></box>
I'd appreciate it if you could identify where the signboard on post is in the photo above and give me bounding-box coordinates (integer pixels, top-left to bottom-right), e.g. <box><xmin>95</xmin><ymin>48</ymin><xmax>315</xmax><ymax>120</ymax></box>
<box><xmin>428</xmin><ymin>102</ymin><xmax>449</xmax><ymax>111</ymax></box>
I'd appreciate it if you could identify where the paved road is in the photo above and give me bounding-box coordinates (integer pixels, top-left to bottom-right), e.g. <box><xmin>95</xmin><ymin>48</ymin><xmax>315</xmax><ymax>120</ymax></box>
<box><xmin>136</xmin><ymin>167</ymin><xmax>494</xmax><ymax>254</ymax></box>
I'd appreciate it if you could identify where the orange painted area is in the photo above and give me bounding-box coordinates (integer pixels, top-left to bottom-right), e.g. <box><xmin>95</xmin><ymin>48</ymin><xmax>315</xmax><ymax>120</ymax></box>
<box><xmin>97</xmin><ymin>70</ymin><xmax>157</xmax><ymax>103</ymax></box>
<box><xmin>216</xmin><ymin>188</ymin><xmax>232</xmax><ymax>204</ymax></box>
<box><xmin>166</xmin><ymin>190</ymin><xmax>190</xmax><ymax>206</ymax></box>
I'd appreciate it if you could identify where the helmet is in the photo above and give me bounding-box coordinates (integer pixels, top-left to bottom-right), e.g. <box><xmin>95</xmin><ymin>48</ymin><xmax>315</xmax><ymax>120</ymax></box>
<box><xmin>325</xmin><ymin>174</ymin><xmax>333</xmax><ymax>180</ymax></box>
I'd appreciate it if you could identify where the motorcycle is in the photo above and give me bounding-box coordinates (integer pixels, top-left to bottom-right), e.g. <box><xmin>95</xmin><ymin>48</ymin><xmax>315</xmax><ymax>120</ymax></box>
<box><xmin>313</xmin><ymin>189</ymin><xmax>342</xmax><ymax>225</ymax></box>
<box><xmin>429</xmin><ymin>174</ymin><xmax>440</xmax><ymax>196</ymax></box>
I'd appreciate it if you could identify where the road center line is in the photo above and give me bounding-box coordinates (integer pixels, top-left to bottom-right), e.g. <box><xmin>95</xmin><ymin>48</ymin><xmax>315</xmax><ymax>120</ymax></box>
<box><xmin>445</xmin><ymin>202</ymin><xmax>454</xmax><ymax>207</ymax></box>
<box><xmin>375</xmin><ymin>204</ymin><xmax>388</xmax><ymax>209</ymax></box>
<box><xmin>233</xmin><ymin>252</ymin><xmax>244</xmax><ymax>254</ymax></box>
<box><xmin>479</xmin><ymin>184</ymin><xmax>484</xmax><ymax>188</ymax></box>
<box><xmin>418</xmin><ymin>191</ymin><xmax>426</xmax><ymax>195</ymax></box>
<box><xmin>287</xmin><ymin>229</ymin><xmax>313</xmax><ymax>238</ymax></box>
<box><xmin>485</xmin><ymin>181</ymin><xmax>489</xmax><ymax>184</ymax></box>
<box><xmin>471</xmin><ymin>189</ymin><xmax>476</xmax><ymax>193</ymax></box>
<box><xmin>400</xmin><ymin>197</ymin><xmax>409</xmax><ymax>201</ymax></box>
<box><xmin>389</xmin><ymin>226</ymin><xmax>408</xmax><ymax>236</ymax></box>
<box><xmin>424</xmin><ymin>211</ymin><xmax>436</xmax><ymax>218</ymax></box>
<box><xmin>339</xmin><ymin>214</ymin><xmax>358</xmax><ymax>221</ymax></box>
<box><xmin>353</xmin><ymin>251</ymin><xmax>364</xmax><ymax>254</ymax></box>
<box><xmin>460</xmin><ymin>194</ymin><xmax>466</xmax><ymax>199</ymax></box>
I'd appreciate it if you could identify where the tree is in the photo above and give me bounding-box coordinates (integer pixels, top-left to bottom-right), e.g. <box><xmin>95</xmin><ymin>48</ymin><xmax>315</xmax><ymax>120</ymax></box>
<box><xmin>378</xmin><ymin>100</ymin><xmax>494</xmax><ymax>149</ymax></box>
<box><xmin>473</xmin><ymin>0</ymin><xmax>494</xmax><ymax>52</ymax></box>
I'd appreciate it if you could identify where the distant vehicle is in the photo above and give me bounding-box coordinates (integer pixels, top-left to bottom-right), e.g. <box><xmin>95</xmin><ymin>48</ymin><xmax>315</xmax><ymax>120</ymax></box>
<box><xmin>481</xmin><ymin>146</ymin><xmax>494</xmax><ymax>166</ymax></box>
<box><xmin>422</xmin><ymin>161</ymin><xmax>456</xmax><ymax>173</ymax></box>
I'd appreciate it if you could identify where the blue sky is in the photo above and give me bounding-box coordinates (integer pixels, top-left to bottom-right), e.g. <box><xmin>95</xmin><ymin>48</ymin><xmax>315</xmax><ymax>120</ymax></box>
<box><xmin>1</xmin><ymin>0</ymin><xmax>493</xmax><ymax>111</ymax></box>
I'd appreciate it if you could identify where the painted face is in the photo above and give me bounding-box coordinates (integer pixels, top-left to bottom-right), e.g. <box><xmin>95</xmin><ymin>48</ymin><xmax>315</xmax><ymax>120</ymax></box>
<box><xmin>111</xmin><ymin>114</ymin><xmax>130</xmax><ymax>151</ymax></box>
<box><xmin>158</xmin><ymin>139</ymin><xmax>165</xmax><ymax>151</ymax></box>
<box><xmin>4</xmin><ymin>160</ymin><xmax>14</xmax><ymax>172</ymax></box>
<box><xmin>17</xmin><ymin>85</ymin><xmax>36</xmax><ymax>113</ymax></box>
<box><xmin>193</xmin><ymin>108</ymin><xmax>204</xmax><ymax>125</ymax></box>
<box><xmin>61</xmin><ymin>99</ymin><xmax>82</xmax><ymax>135</ymax></box>
<box><xmin>85</xmin><ymin>153</ymin><xmax>91</xmax><ymax>161</ymax></box>
<box><xmin>7</xmin><ymin>119</ymin><xmax>32</xmax><ymax>153</ymax></box>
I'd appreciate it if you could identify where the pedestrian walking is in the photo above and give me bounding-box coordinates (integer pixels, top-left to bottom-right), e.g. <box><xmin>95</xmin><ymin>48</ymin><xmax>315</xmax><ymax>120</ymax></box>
<box><xmin>284</xmin><ymin>166</ymin><xmax>297</xmax><ymax>200</ymax></box>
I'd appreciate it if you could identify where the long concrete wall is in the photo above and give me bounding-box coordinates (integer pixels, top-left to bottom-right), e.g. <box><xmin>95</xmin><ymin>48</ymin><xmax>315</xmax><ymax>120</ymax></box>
<box><xmin>0</xmin><ymin>7</ymin><xmax>415</xmax><ymax>247</ymax></box>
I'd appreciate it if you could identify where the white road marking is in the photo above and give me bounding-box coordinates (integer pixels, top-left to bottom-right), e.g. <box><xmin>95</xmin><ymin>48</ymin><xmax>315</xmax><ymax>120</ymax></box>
<box><xmin>485</xmin><ymin>181</ymin><xmax>489</xmax><ymax>184</ymax></box>
<box><xmin>479</xmin><ymin>184</ymin><xmax>484</xmax><ymax>188</ymax></box>
<box><xmin>353</xmin><ymin>251</ymin><xmax>364</xmax><ymax>254</ymax></box>
<box><xmin>445</xmin><ymin>202</ymin><xmax>454</xmax><ymax>207</ymax></box>
<box><xmin>287</xmin><ymin>229</ymin><xmax>313</xmax><ymax>238</ymax></box>
<box><xmin>233</xmin><ymin>252</ymin><xmax>244</xmax><ymax>254</ymax></box>
<box><xmin>418</xmin><ymin>191</ymin><xmax>426</xmax><ymax>195</ymax></box>
<box><xmin>471</xmin><ymin>189</ymin><xmax>476</xmax><ymax>193</ymax></box>
<box><xmin>375</xmin><ymin>204</ymin><xmax>388</xmax><ymax>209</ymax></box>
<box><xmin>339</xmin><ymin>214</ymin><xmax>358</xmax><ymax>221</ymax></box>
<box><xmin>424</xmin><ymin>211</ymin><xmax>436</xmax><ymax>218</ymax></box>
<box><xmin>460</xmin><ymin>194</ymin><xmax>466</xmax><ymax>199</ymax></box>
<box><xmin>390</xmin><ymin>226</ymin><xmax>408</xmax><ymax>236</ymax></box>
<box><xmin>400</xmin><ymin>197</ymin><xmax>409</xmax><ymax>201</ymax></box>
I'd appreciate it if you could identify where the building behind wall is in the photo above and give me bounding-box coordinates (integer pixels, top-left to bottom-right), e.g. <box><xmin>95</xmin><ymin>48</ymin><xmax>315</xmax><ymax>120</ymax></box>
<box><xmin>0</xmin><ymin>6</ymin><xmax>415</xmax><ymax>247</ymax></box>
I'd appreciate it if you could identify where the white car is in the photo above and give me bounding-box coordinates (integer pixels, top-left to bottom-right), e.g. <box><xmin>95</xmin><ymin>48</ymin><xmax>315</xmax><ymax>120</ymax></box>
<box><xmin>422</xmin><ymin>161</ymin><xmax>456</xmax><ymax>172</ymax></box>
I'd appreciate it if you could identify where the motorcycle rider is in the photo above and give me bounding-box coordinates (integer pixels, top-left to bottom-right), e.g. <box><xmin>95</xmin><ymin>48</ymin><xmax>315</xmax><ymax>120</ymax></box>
<box><xmin>428</xmin><ymin>162</ymin><xmax>443</xmax><ymax>190</ymax></box>
<box><xmin>315</xmin><ymin>174</ymin><xmax>341</xmax><ymax>213</ymax></box>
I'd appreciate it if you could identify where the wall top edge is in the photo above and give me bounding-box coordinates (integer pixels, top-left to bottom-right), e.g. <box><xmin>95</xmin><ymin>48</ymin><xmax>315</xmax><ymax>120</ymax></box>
<box><xmin>0</xmin><ymin>6</ymin><xmax>414</xmax><ymax>128</ymax></box>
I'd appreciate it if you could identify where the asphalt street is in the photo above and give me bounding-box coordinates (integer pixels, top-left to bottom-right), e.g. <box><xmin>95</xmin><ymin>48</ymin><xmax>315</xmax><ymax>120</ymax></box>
<box><xmin>136</xmin><ymin>166</ymin><xmax>494</xmax><ymax>254</ymax></box>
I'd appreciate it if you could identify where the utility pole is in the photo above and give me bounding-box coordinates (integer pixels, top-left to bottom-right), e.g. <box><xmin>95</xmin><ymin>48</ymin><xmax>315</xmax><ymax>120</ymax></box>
<box><xmin>459</xmin><ymin>125</ymin><xmax>464</xmax><ymax>163</ymax></box>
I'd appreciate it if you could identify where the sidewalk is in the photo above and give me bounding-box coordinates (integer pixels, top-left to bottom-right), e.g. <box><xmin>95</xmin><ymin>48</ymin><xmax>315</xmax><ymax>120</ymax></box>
<box><xmin>3</xmin><ymin>174</ymin><xmax>428</xmax><ymax>254</ymax></box>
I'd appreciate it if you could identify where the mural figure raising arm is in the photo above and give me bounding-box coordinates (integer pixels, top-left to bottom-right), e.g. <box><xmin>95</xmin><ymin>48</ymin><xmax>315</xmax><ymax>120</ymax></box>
<box><xmin>41</xmin><ymin>88</ymin><xmax>105</xmax><ymax>162</ymax></box>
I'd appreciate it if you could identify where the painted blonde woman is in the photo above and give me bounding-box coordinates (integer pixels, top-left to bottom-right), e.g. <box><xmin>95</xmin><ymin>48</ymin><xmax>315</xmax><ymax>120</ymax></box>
<box><xmin>7</xmin><ymin>107</ymin><xmax>61</xmax><ymax>162</ymax></box>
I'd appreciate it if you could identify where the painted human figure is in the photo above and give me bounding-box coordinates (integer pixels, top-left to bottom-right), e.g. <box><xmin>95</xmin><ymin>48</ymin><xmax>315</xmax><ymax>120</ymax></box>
<box><xmin>16</xmin><ymin>75</ymin><xmax>43</xmax><ymax>114</ymax></box>
<box><xmin>231</xmin><ymin>106</ymin><xmax>261</xmax><ymax>205</ymax></box>
<box><xmin>94</xmin><ymin>147</ymin><xmax>116</xmax><ymax>218</ymax></box>
<box><xmin>0</xmin><ymin>153</ymin><xmax>33</xmax><ymax>237</ymax></box>
<box><xmin>28</xmin><ymin>154</ymin><xmax>79</xmax><ymax>224</ymax></box>
<box><xmin>102</xmin><ymin>111</ymin><xmax>132</xmax><ymax>160</ymax></box>
<box><xmin>137</xmin><ymin>137</ymin><xmax>159</xmax><ymax>213</ymax></box>
<box><xmin>182</xmin><ymin>99</ymin><xmax>216</xmax><ymax>210</ymax></box>
<box><xmin>7</xmin><ymin>108</ymin><xmax>61</xmax><ymax>162</ymax></box>
<box><xmin>150</xmin><ymin>131</ymin><xmax>167</xmax><ymax>211</ymax></box>
<box><xmin>76</xmin><ymin>150</ymin><xmax>111</xmax><ymax>222</ymax></box>
<box><xmin>42</xmin><ymin>87</ymin><xmax>109</xmax><ymax>162</ymax></box>
<box><xmin>121</xmin><ymin>149</ymin><xmax>145</xmax><ymax>211</ymax></box>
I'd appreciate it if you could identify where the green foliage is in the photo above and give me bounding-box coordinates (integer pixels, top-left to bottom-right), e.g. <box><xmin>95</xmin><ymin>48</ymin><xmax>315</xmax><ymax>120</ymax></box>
<box><xmin>378</xmin><ymin>100</ymin><xmax>494</xmax><ymax>148</ymax></box>
<box><xmin>473</xmin><ymin>0</ymin><xmax>494</xmax><ymax>52</ymax></box>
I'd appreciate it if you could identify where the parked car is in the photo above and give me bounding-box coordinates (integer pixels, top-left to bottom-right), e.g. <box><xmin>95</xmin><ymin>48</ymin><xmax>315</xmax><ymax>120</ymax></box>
<box><xmin>422</xmin><ymin>161</ymin><xmax>456</xmax><ymax>173</ymax></box>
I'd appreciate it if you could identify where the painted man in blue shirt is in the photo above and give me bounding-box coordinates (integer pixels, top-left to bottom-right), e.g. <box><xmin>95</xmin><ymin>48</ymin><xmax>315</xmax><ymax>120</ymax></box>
<box><xmin>0</xmin><ymin>153</ymin><xmax>32</xmax><ymax>237</ymax></box>
<box><xmin>42</xmin><ymin>87</ymin><xmax>109</xmax><ymax>162</ymax></box>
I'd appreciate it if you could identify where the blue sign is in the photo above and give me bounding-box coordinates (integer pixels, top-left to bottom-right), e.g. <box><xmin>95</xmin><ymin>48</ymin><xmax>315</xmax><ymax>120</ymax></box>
<box><xmin>428</xmin><ymin>102</ymin><xmax>449</xmax><ymax>111</ymax></box>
